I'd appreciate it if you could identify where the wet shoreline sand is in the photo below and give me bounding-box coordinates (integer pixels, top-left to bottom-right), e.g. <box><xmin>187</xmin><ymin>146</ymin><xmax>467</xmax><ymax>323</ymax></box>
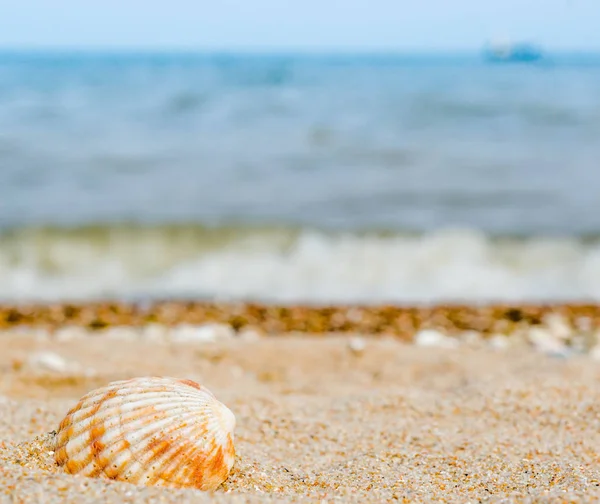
<box><xmin>1</xmin><ymin>302</ymin><xmax>600</xmax><ymax>502</ymax></box>
<box><xmin>2</xmin><ymin>300</ymin><xmax>600</xmax><ymax>337</ymax></box>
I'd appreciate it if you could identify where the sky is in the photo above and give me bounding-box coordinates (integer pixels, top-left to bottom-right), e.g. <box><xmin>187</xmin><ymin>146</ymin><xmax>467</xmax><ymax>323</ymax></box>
<box><xmin>1</xmin><ymin>0</ymin><xmax>599</xmax><ymax>53</ymax></box>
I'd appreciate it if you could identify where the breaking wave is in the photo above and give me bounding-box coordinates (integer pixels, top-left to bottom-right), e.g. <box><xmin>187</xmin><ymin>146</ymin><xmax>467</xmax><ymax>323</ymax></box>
<box><xmin>0</xmin><ymin>224</ymin><xmax>599</xmax><ymax>304</ymax></box>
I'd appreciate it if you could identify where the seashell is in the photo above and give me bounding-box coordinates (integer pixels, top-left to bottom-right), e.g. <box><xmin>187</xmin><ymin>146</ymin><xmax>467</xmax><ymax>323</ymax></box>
<box><xmin>54</xmin><ymin>376</ymin><xmax>236</xmax><ymax>491</ymax></box>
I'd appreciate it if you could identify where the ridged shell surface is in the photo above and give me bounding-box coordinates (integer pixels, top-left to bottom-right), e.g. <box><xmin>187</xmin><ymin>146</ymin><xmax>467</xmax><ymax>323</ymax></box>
<box><xmin>54</xmin><ymin>376</ymin><xmax>236</xmax><ymax>491</ymax></box>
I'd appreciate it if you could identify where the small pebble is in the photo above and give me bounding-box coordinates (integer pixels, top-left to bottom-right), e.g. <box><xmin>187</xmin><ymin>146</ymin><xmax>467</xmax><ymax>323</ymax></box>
<box><xmin>170</xmin><ymin>323</ymin><xmax>235</xmax><ymax>343</ymax></box>
<box><xmin>26</xmin><ymin>352</ymin><xmax>70</xmax><ymax>373</ymax></box>
<box><xmin>488</xmin><ymin>334</ymin><xmax>510</xmax><ymax>350</ymax></box>
<box><xmin>54</xmin><ymin>326</ymin><xmax>88</xmax><ymax>342</ymax></box>
<box><xmin>414</xmin><ymin>329</ymin><xmax>458</xmax><ymax>348</ymax></box>
<box><xmin>543</xmin><ymin>313</ymin><xmax>572</xmax><ymax>341</ymax></box>
<box><xmin>527</xmin><ymin>328</ymin><xmax>569</xmax><ymax>356</ymax></box>
<box><xmin>347</xmin><ymin>336</ymin><xmax>367</xmax><ymax>356</ymax></box>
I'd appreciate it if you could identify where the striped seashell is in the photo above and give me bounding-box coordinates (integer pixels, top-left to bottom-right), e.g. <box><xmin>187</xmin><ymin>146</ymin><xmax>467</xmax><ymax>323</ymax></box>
<box><xmin>54</xmin><ymin>376</ymin><xmax>236</xmax><ymax>491</ymax></box>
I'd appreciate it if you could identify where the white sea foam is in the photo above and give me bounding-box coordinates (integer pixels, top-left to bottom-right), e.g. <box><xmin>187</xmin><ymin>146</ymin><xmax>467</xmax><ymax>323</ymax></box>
<box><xmin>0</xmin><ymin>226</ymin><xmax>599</xmax><ymax>303</ymax></box>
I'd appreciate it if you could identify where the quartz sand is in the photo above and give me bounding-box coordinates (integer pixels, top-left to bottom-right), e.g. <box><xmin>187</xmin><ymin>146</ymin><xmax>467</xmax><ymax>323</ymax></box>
<box><xmin>0</xmin><ymin>330</ymin><xmax>599</xmax><ymax>503</ymax></box>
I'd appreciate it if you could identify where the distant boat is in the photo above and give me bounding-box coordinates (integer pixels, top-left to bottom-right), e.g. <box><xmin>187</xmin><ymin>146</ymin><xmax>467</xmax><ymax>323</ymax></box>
<box><xmin>483</xmin><ymin>41</ymin><xmax>543</xmax><ymax>63</ymax></box>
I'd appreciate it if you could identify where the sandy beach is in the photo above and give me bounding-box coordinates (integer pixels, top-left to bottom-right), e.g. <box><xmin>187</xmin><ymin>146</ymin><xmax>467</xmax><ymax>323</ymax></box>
<box><xmin>1</xmin><ymin>313</ymin><xmax>600</xmax><ymax>503</ymax></box>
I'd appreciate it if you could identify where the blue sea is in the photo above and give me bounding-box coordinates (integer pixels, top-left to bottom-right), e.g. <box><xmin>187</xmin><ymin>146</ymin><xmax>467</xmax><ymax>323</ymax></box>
<box><xmin>1</xmin><ymin>51</ymin><xmax>600</xmax><ymax>303</ymax></box>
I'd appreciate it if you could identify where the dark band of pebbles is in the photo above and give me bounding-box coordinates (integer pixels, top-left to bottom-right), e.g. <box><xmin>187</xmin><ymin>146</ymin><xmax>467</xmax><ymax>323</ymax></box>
<box><xmin>0</xmin><ymin>301</ymin><xmax>598</xmax><ymax>339</ymax></box>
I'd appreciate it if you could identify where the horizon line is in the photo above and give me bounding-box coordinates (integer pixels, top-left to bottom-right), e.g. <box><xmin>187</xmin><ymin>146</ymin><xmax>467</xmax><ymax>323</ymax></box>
<box><xmin>1</xmin><ymin>45</ymin><xmax>600</xmax><ymax>57</ymax></box>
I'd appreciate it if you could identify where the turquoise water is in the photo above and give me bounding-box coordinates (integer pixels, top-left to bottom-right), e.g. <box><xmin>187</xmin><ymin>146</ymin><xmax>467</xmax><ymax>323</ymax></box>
<box><xmin>1</xmin><ymin>52</ymin><xmax>600</xmax><ymax>302</ymax></box>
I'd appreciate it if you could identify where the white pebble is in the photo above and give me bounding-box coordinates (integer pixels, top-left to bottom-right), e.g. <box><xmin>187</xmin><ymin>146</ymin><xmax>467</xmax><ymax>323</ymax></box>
<box><xmin>488</xmin><ymin>334</ymin><xmax>510</xmax><ymax>350</ymax></box>
<box><xmin>414</xmin><ymin>329</ymin><xmax>458</xmax><ymax>348</ymax></box>
<box><xmin>543</xmin><ymin>313</ymin><xmax>572</xmax><ymax>341</ymax></box>
<box><xmin>170</xmin><ymin>323</ymin><xmax>235</xmax><ymax>343</ymax></box>
<box><xmin>347</xmin><ymin>336</ymin><xmax>367</xmax><ymax>355</ymax></box>
<box><xmin>27</xmin><ymin>351</ymin><xmax>70</xmax><ymax>373</ymax></box>
<box><xmin>54</xmin><ymin>326</ymin><xmax>88</xmax><ymax>342</ymax></box>
<box><xmin>527</xmin><ymin>327</ymin><xmax>568</xmax><ymax>356</ymax></box>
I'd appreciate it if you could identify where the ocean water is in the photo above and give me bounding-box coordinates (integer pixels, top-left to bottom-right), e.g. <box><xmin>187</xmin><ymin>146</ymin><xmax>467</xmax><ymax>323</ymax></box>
<box><xmin>1</xmin><ymin>51</ymin><xmax>600</xmax><ymax>304</ymax></box>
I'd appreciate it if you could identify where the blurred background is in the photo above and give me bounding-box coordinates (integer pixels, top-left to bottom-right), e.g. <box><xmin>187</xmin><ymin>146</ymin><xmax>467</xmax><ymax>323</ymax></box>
<box><xmin>0</xmin><ymin>0</ymin><xmax>599</xmax><ymax>304</ymax></box>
